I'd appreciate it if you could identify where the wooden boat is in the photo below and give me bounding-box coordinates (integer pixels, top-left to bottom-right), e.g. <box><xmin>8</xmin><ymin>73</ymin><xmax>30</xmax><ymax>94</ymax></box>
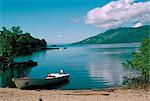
<box><xmin>12</xmin><ymin>73</ymin><xmax>70</xmax><ymax>89</ymax></box>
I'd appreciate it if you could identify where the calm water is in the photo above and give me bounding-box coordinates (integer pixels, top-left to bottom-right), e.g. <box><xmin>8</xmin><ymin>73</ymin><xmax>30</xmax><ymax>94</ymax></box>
<box><xmin>0</xmin><ymin>43</ymin><xmax>140</xmax><ymax>89</ymax></box>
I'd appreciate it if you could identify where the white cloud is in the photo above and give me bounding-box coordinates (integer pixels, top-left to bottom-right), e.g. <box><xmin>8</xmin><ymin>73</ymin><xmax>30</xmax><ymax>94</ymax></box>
<box><xmin>85</xmin><ymin>0</ymin><xmax>150</xmax><ymax>30</ymax></box>
<box><xmin>133</xmin><ymin>22</ymin><xmax>143</xmax><ymax>28</ymax></box>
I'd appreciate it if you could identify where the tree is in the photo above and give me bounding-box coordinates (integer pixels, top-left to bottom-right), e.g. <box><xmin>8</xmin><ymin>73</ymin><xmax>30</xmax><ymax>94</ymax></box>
<box><xmin>123</xmin><ymin>39</ymin><xmax>150</xmax><ymax>78</ymax></box>
<box><xmin>11</xmin><ymin>26</ymin><xmax>22</xmax><ymax>34</ymax></box>
<box><xmin>0</xmin><ymin>26</ymin><xmax>47</xmax><ymax>56</ymax></box>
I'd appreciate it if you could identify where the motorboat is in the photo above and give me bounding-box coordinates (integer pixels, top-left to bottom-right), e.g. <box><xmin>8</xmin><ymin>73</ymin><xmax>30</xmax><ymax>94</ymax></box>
<box><xmin>12</xmin><ymin>73</ymin><xmax>70</xmax><ymax>89</ymax></box>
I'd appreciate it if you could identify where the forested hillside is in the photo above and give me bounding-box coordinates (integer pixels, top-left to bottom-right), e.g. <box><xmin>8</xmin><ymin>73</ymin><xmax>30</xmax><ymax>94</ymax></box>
<box><xmin>0</xmin><ymin>26</ymin><xmax>47</xmax><ymax>56</ymax></box>
<box><xmin>75</xmin><ymin>25</ymin><xmax>150</xmax><ymax>44</ymax></box>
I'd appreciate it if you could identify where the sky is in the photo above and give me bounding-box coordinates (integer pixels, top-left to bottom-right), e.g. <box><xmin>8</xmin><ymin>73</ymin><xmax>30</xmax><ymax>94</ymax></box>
<box><xmin>0</xmin><ymin>0</ymin><xmax>150</xmax><ymax>44</ymax></box>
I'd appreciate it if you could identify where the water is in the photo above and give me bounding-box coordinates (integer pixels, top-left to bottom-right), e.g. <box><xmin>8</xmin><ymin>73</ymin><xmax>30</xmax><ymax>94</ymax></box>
<box><xmin>0</xmin><ymin>43</ymin><xmax>140</xmax><ymax>89</ymax></box>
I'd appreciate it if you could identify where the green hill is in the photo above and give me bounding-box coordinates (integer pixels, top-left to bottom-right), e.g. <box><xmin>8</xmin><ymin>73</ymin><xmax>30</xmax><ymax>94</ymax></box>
<box><xmin>75</xmin><ymin>25</ymin><xmax>150</xmax><ymax>44</ymax></box>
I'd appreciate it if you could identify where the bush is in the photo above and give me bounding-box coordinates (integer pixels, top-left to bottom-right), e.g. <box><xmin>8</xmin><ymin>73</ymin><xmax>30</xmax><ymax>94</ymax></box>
<box><xmin>122</xmin><ymin>39</ymin><xmax>150</xmax><ymax>89</ymax></box>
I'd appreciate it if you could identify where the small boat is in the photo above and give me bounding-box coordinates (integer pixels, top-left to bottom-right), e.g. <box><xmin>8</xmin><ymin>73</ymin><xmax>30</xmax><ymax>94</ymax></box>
<box><xmin>12</xmin><ymin>73</ymin><xmax>70</xmax><ymax>89</ymax></box>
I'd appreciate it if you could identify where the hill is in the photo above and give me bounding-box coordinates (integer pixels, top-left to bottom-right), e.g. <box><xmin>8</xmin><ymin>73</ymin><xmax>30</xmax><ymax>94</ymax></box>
<box><xmin>75</xmin><ymin>25</ymin><xmax>150</xmax><ymax>44</ymax></box>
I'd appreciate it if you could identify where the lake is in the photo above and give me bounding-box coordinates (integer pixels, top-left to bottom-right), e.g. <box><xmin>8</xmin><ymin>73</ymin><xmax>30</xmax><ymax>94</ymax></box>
<box><xmin>0</xmin><ymin>43</ymin><xmax>140</xmax><ymax>89</ymax></box>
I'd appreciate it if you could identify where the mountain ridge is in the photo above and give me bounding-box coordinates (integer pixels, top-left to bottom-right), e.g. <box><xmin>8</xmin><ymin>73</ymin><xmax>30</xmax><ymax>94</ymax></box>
<box><xmin>74</xmin><ymin>25</ymin><xmax>150</xmax><ymax>44</ymax></box>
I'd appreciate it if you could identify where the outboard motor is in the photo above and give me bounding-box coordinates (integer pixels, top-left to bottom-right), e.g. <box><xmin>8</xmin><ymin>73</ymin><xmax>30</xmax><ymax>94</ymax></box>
<box><xmin>60</xmin><ymin>69</ymin><xmax>64</xmax><ymax>74</ymax></box>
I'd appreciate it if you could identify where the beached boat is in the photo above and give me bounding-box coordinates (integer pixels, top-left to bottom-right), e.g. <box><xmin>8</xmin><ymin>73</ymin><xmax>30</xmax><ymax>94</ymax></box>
<box><xmin>12</xmin><ymin>73</ymin><xmax>70</xmax><ymax>89</ymax></box>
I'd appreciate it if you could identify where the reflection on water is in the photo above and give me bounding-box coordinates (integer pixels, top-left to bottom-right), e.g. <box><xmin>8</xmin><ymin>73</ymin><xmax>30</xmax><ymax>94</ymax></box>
<box><xmin>1</xmin><ymin>43</ymin><xmax>140</xmax><ymax>89</ymax></box>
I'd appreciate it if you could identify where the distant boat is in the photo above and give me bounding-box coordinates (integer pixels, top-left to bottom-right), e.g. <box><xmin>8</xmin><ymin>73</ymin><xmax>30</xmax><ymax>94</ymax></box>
<box><xmin>41</xmin><ymin>47</ymin><xmax>60</xmax><ymax>50</ymax></box>
<box><xmin>51</xmin><ymin>45</ymin><xmax>57</xmax><ymax>47</ymax></box>
<box><xmin>12</xmin><ymin>73</ymin><xmax>70</xmax><ymax>89</ymax></box>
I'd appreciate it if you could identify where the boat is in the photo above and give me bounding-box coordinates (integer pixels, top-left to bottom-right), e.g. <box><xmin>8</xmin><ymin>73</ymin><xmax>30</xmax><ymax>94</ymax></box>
<box><xmin>12</xmin><ymin>73</ymin><xmax>70</xmax><ymax>89</ymax></box>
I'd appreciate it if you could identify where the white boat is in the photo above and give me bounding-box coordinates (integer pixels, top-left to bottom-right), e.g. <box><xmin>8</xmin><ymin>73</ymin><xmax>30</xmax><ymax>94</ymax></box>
<box><xmin>12</xmin><ymin>73</ymin><xmax>70</xmax><ymax>89</ymax></box>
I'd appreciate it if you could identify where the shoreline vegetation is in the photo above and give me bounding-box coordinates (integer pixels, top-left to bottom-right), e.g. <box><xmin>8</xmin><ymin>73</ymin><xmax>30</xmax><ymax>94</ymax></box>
<box><xmin>0</xmin><ymin>26</ymin><xmax>47</xmax><ymax>57</ymax></box>
<box><xmin>122</xmin><ymin>39</ymin><xmax>150</xmax><ymax>90</ymax></box>
<box><xmin>0</xmin><ymin>26</ymin><xmax>65</xmax><ymax>71</ymax></box>
<box><xmin>0</xmin><ymin>52</ymin><xmax>37</xmax><ymax>72</ymax></box>
<box><xmin>0</xmin><ymin>26</ymin><xmax>47</xmax><ymax>71</ymax></box>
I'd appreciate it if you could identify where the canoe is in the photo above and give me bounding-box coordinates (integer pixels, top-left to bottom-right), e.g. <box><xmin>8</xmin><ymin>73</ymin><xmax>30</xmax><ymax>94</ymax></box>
<box><xmin>12</xmin><ymin>73</ymin><xmax>70</xmax><ymax>89</ymax></box>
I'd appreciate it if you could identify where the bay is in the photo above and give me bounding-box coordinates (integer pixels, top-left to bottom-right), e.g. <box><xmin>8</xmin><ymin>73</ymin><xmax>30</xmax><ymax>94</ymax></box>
<box><xmin>0</xmin><ymin>43</ymin><xmax>140</xmax><ymax>89</ymax></box>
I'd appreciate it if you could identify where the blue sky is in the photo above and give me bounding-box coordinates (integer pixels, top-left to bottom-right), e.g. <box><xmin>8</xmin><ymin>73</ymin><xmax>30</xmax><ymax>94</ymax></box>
<box><xmin>0</xmin><ymin>0</ymin><xmax>149</xmax><ymax>43</ymax></box>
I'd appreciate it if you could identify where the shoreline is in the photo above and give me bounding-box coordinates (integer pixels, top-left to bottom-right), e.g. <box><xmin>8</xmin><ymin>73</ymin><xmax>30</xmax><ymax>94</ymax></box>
<box><xmin>0</xmin><ymin>88</ymin><xmax>149</xmax><ymax>101</ymax></box>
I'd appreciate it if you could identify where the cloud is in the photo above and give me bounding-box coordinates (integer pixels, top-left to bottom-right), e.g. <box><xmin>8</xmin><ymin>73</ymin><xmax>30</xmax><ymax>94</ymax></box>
<box><xmin>85</xmin><ymin>0</ymin><xmax>150</xmax><ymax>30</ymax></box>
<box><xmin>133</xmin><ymin>22</ymin><xmax>143</xmax><ymax>28</ymax></box>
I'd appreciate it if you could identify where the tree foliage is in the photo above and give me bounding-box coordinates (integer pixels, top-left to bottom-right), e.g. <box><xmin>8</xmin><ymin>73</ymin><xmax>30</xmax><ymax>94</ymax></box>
<box><xmin>123</xmin><ymin>39</ymin><xmax>150</xmax><ymax>78</ymax></box>
<box><xmin>0</xmin><ymin>26</ymin><xmax>47</xmax><ymax>56</ymax></box>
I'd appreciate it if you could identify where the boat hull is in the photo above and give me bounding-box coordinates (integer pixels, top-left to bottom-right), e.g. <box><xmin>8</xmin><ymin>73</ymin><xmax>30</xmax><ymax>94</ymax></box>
<box><xmin>13</xmin><ymin>74</ymin><xmax>70</xmax><ymax>89</ymax></box>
